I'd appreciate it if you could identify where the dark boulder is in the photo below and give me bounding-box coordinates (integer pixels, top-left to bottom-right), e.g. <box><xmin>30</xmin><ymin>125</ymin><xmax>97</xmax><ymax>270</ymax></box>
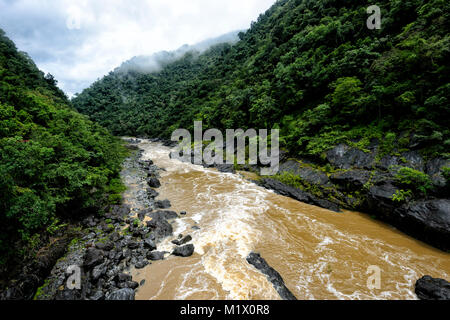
<box><xmin>146</xmin><ymin>218</ymin><xmax>173</xmax><ymax>241</ymax></box>
<box><xmin>115</xmin><ymin>273</ymin><xmax>132</xmax><ymax>283</ymax></box>
<box><xmin>134</xmin><ymin>259</ymin><xmax>149</xmax><ymax>269</ymax></box>
<box><xmin>95</xmin><ymin>241</ymin><xmax>114</xmax><ymax>251</ymax></box>
<box><xmin>326</xmin><ymin>144</ymin><xmax>375</xmax><ymax>169</ymax></box>
<box><xmin>393</xmin><ymin>199</ymin><xmax>450</xmax><ymax>251</ymax></box>
<box><xmin>146</xmin><ymin>177</ymin><xmax>161</xmax><ymax>188</ymax></box>
<box><xmin>172</xmin><ymin>244</ymin><xmax>195</xmax><ymax>257</ymax></box>
<box><xmin>330</xmin><ymin>169</ymin><xmax>370</xmax><ymax>191</ymax></box>
<box><xmin>258</xmin><ymin>179</ymin><xmax>340</xmax><ymax>212</ymax></box>
<box><xmin>83</xmin><ymin>248</ymin><xmax>105</xmax><ymax>269</ymax></box>
<box><xmin>143</xmin><ymin>238</ymin><xmax>156</xmax><ymax>250</ymax></box>
<box><xmin>279</xmin><ymin>160</ymin><xmax>330</xmax><ymax>186</ymax></box>
<box><xmin>172</xmin><ymin>235</ymin><xmax>192</xmax><ymax>246</ymax></box>
<box><xmin>148</xmin><ymin>210</ymin><xmax>178</xmax><ymax>221</ymax></box>
<box><xmin>147</xmin><ymin>188</ymin><xmax>159</xmax><ymax>198</ymax></box>
<box><xmin>366</xmin><ymin>182</ymin><xmax>398</xmax><ymax>218</ymax></box>
<box><xmin>215</xmin><ymin>164</ymin><xmax>235</xmax><ymax>173</ymax></box>
<box><xmin>246</xmin><ymin>252</ymin><xmax>297</xmax><ymax>300</ymax></box>
<box><xmin>147</xmin><ymin>251</ymin><xmax>165</xmax><ymax>261</ymax></box>
<box><xmin>105</xmin><ymin>288</ymin><xmax>135</xmax><ymax>300</ymax></box>
<box><xmin>155</xmin><ymin>199</ymin><xmax>171</xmax><ymax>209</ymax></box>
<box><xmin>415</xmin><ymin>276</ymin><xmax>450</xmax><ymax>300</ymax></box>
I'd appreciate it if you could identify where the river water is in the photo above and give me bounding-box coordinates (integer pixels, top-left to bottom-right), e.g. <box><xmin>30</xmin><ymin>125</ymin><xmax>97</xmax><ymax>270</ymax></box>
<box><xmin>127</xmin><ymin>140</ymin><xmax>450</xmax><ymax>300</ymax></box>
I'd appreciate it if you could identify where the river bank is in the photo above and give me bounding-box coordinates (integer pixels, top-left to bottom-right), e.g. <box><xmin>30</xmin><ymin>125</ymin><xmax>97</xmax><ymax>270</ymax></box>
<box><xmin>2</xmin><ymin>138</ymin><xmax>449</xmax><ymax>300</ymax></box>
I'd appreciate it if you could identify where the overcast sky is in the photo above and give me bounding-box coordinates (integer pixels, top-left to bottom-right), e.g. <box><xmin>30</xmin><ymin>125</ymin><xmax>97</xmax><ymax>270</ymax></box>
<box><xmin>0</xmin><ymin>0</ymin><xmax>276</xmax><ymax>97</ymax></box>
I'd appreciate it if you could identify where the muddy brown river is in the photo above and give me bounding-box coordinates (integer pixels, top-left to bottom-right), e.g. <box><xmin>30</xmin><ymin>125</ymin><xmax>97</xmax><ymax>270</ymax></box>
<box><xmin>126</xmin><ymin>140</ymin><xmax>450</xmax><ymax>300</ymax></box>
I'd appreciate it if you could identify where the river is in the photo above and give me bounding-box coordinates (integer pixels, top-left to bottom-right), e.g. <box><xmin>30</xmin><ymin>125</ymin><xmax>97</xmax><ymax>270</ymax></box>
<box><xmin>124</xmin><ymin>139</ymin><xmax>450</xmax><ymax>300</ymax></box>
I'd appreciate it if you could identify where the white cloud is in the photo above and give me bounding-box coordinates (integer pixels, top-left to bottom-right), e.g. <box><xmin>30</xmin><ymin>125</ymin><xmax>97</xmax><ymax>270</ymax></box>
<box><xmin>0</xmin><ymin>0</ymin><xmax>276</xmax><ymax>96</ymax></box>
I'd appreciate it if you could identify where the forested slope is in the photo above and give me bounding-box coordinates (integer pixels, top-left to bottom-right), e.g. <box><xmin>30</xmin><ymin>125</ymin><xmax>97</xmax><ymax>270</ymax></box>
<box><xmin>73</xmin><ymin>0</ymin><xmax>449</xmax><ymax>160</ymax></box>
<box><xmin>0</xmin><ymin>29</ymin><xmax>126</xmax><ymax>272</ymax></box>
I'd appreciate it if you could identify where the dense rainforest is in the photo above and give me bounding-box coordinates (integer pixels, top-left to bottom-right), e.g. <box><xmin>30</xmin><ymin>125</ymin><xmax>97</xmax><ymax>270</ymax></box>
<box><xmin>73</xmin><ymin>0</ymin><xmax>449</xmax><ymax>163</ymax></box>
<box><xmin>0</xmin><ymin>29</ymin><xmax>127</xmax><ymax>276</ymax></box>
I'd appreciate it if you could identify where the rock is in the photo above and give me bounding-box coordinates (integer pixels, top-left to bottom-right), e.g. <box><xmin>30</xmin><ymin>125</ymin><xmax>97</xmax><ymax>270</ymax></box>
<box><xmin>143</xmin><ymin>238</ymin><xmax>156</xmax><ymax>250</ymax></box>
<box><xmin>214</xmin><ymin>164</ymin><xmax>235</xmax><ymax>173</ymax></box>
<box><xmin>426</xmin><ymin>158</ymin><xmax>450</xmax><ymax>190</ymax></box>
<box><xmin>330</xmin><ymin>169</ymin><xmax>370</xmax><ymax>190</ymax></box>
<box><xmin>258</xmin><ymin>178</ymin><xmax>340</xmax><ymax>212</ymax></box>
<box><xmin>402</xmin><ymin>151</ymin><xmax>425</xmax><ymax>172</ymax></box>
<box><xmin>279</xmin><ymin>160</ymin><xmax>330</xmax><ymax>186</ymax></box>
<box><xmin>246</xmin><ymin>252</ymin><xmax>297</xmax><ymax>300</ymax></box>
<box><xmin>55</xmin><ymin>289</ymin><xmax>83</xmax><ymax>300</ymax></box>
<box><xmin>148</xmin><ymin>210</ymin><xmax>178</xmax><ymax>221</ymax></box>
<box><xmin>147</xmin><ymin>251</ymin><xmax>165</xmax><ymax>261</ymax></box>
<box><xmin>83</xmin><ymin>248</ymin><xmax>105</xmax><ymax>269</ymax></box>
<box><xmin>415</xmin><ymin>276</ymin><xmax>450</xmax><ymax>300</ymax></box>
<box><xmin>393</xmin><ymin>199</ymin><xmax>450</xmax><ymax>251</ymax></box>
<box><xmin>135</xmin><ymin>259</ymin><xmax>149</xmax><ymax>269</ymax></box>
<box><xmin>115</xmin><ymin>273</ymin><xmax>132</xmax><ymax>283</ymax></box>
<box><xmin>146</xmin><ymin>177</ymin><xmax>161</xmax><ymax>188</ymax></box>
<box><xmin>326</xmin><ymin>144</ymin><xmax>375</xmax><ymax>169</ymax></box>
<box><xmin>366</xmin><ymin>182</ymin><xmax>398</xmax><ymax>218</ymax></box>
<box><xmin>91</xmin><ymin>262</ymin><xmax>107</xmax><ymax>281</ymax></box>
<box><xmin>95</xmin><ymin>241</ymin><xmax>114</xmax><ymax>251</ymax></box>
<box><xmin>127</xmin><ymin>241</ymin><xmax>140</xmax><ymax>249</ymax></box>
<box><xmin>126</xmin><ymin>281</ymin><xmax>139</xmax><ymax>290</ymax></box>
<box><xmin>172</xmin><ymin>235</ymin><xmax>192</xmax><ymax>246</ymax></box>
<box><xmin>155</xmin><ymin>199</ymin><xmax>171</xmax><ymax>209</ymax></box>
<box><xmin>147</xmin><ymin>218</ymin><xmax>173</xmax><ymax>241</ymax></box>
<box><xmin>90</xmin><ymin>291</ymin><xmax>105</xmax><ymax>300</ymax></box>
<box><xmin>172</xmin><ymin>244</ymin><xmax>194</xmax><ymax>257</ymax></box>
<box><xmin>140</xmin><ymin>280</ymin><xmax>146</xmax><ymax>286</ymax></box>
<box><xmin>147</xmin><ymin>188</ymin><xmax>159</xmax><ymax>198</ymax></box>
<box><xmin>105</xmin><ymin>288</ymin><xmax>135</xmax><ymax>300</ymax></box>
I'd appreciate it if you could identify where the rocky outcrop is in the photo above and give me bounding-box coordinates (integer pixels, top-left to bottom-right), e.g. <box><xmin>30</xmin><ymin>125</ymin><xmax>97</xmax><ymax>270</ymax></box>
<box><xmin>393</xmin><ymin>200</ymin><xmax>450</xmax><ymax>251</ymax></box>
<box><xmin>105</xmin><ymin>288</ymin><xmax>135</xmax><ymax>300</ymax></box>
<box><xmin>415</xmin><ymin>276</ymin><xmax>450</xmax><ymax>300</ymax></box>
<box><xmin>326</xmin><ymin>144</ymin><xmax>376</xmax><ymax>170</ymax></box>
<box><xmin>172</xmin><ymin>244</ymin><xmax>195</xmax><ymax>257</ymax></box>
<box><xmin>257</xmin><ymin>178</ymin><xmax>341</xmax><ymax>212</ymax></box>
<box><xmin>246</xmin><ymin>252</ymin><xmax>296</xmax><ymax>300</ymax></box>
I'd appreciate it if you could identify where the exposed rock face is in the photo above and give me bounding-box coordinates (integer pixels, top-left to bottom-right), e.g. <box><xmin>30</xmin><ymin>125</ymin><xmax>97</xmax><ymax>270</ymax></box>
<box><xmin>146</xmin><ymin>177</ymin><xmax>161</xmax><ymax>188</ymax></box>
<box><xmin>105</xmin><ymin>288</ymin><xmax>135</xmax><ymax>300</ymax></box>
<box><xmin>246</xmin><ymin>252</ymin><xmax>296</xmax><ymax>300</ymax></box>
<box><xmin>330</xmin><ymin>169</ymin><xmax>370</xmax><ymax>190</ymax></box>
<box><xmin>257</xmin><ymin>178</ymin><xmax>341</xmax><ymax>212</ymax></box>
<box><xmin>172</xmin><ymin>244</ymin><xmax>195</xmax><ymax>257</ymax></box>
<box><xmin>415</xmin><ymin>276</ymin><xmax>450</xmax><ymax>300</ymax></box>
<box><xmin>280</xmin><ymin>160</ymin><xmax>330</xmax><ymax>186</ymax></box>
<box><xmin>326</xmin><ymin>144</ymin><xmax>375</xmax><ymax>169</ymax></box>
<box><xmin>393</xmin><ymin>200</ymin><xmax>450</xmax><ymax>251</ymax></box>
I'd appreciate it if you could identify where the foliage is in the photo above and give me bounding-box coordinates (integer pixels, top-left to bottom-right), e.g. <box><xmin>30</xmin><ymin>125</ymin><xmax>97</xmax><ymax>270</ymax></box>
<box><xmin>391</xmin><ymin>189</ymin><xmax>413</xmax><ymax>203</ymax></box>
<box><xmin>394</xmin><ymin>166</ymin><xmax>433</xmax><ymax>195</ymax></box>
<box><xmin>0</xmin><ymin>29</ymin><xmax>127</xmax><ymax>268</ymax></box>
<box><xmin>73</xmin><ymin>0</ymin><xmax>450</xmax><ymax>162</ymax></box>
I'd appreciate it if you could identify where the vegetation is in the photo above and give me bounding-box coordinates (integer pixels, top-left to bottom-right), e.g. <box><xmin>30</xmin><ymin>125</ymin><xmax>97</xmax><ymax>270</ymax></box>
<box><xmin>73</xmin><ymin>0</ymin><xmax>449</xmax><ymax>162</ymax></box>
<box><xmin>0</xmin><ymin>29</ymin><xmax>127</xmax><ymax>269</ymax></box>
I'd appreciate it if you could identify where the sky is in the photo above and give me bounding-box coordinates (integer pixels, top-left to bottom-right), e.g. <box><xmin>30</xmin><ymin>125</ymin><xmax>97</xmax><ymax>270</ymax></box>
<box><xmin>0</xmin><ymin>0</ymin><xmax>276</xmax><ymax>97</ymax></box>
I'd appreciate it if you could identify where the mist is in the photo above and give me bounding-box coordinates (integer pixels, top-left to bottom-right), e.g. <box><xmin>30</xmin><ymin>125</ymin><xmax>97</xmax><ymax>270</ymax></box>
<box><xmin>115</xmin><ymin>30</ymin><xmax>241</xmax><ymax>74</ymax></box>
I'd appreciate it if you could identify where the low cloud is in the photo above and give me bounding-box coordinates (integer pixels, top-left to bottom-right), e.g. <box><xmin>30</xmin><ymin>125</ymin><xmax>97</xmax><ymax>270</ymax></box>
<box><xmin>0</xmin><ymin>0</ymin><xmax>275</xmax><ymax>97</ymax></box>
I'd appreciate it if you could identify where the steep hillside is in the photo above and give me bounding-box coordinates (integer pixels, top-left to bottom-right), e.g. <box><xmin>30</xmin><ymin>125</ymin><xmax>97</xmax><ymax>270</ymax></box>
<box><xmin>73</xmin><ymin>0</ymin><xmax>449</xmax><ymax>160</ymax></box>
<box><xmin>0</xmin><ymin>29</ymin><xmax>127</xmax><ymax>273</ymax></box>
<box><xmin>72</xmin><ymin>0</ymin><xmax>450</xmax><ymax>250</ymax></box>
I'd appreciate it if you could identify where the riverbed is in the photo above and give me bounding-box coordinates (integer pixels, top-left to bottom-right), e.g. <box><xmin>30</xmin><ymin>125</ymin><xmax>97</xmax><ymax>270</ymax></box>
<box><xmin>126</xmin><ymin>139</ymin><xmax>450</xmax><ymax>300</ymax></box>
